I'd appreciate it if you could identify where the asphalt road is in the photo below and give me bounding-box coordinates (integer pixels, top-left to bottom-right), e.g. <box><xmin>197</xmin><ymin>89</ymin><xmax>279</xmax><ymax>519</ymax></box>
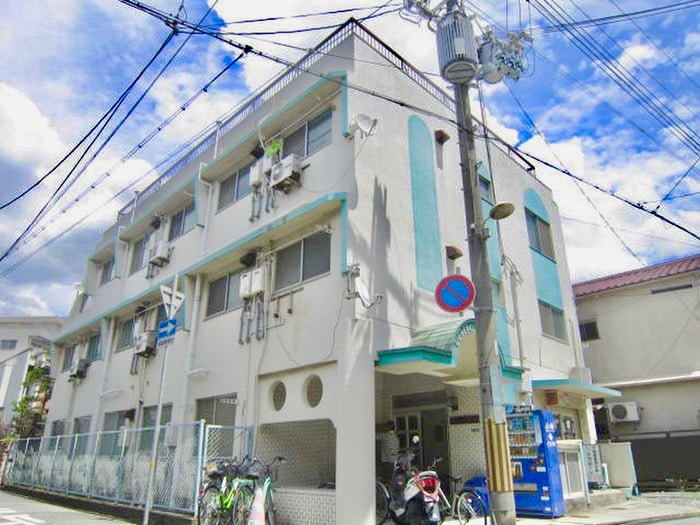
<box><xmin>0</xmin><ymin>490</ymin><xmax>130</xmax><ymax>524</ymax></box>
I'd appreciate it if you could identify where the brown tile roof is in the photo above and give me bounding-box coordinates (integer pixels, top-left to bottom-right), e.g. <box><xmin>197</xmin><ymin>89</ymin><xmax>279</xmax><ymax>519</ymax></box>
<box><xmin>573</xmin><ymin>253</ymin><xmax>700</xmax><ymax>297</ymax></box>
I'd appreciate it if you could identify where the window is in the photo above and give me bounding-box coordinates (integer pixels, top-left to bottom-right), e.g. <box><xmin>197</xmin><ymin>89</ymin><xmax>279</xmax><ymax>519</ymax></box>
<box><xmin>139</xmin><ymin>403</ymin><xmax>173</xmax><ymax>451</ymax></box>
<box><xmin>196</xmin><ymin>394</ymin><xmax>237</xmax><ymax>426</ymax></box>
<box><xmin>218</xmin><ymin>164</ymin><xmax>253</xmax><ymax>211</ymax></box>
<box><xmin>74</xmin><ymin>415</ymin><xmax>91</xmax><ymax>434</ymax></box>
<box><xmin>283</xmin><ymin>109</ymin><xmax>332</xmax><ymax>158</ymax></box>
<box><xmin>526</xmin><ymin>210</ymin><xmax>555</xmax><ymax>260</ymax></box>
<box><xmin>539</xmin><ymin>301</ymin><xmax>567</xmax><ymax>341</ymax></box>
<box><xmin>101</xmin><ymin>409</ymin><xmax>134</xmax><ymax>456</ymax></box>
<box><xmin>86</xmin><ymin>333</ymin><xmax>101</xmax><ymax>362</ymax></box>
<box><xmin>479</xmin><ymin>177</ymin><xmax>494</xmax><ymax>202</ymax></box>
<box><xmin>130</xmin><ymin>233</ymin><xmax>151</xmax><ymax>274</ymax></box>
<box><xmin>99</xmin><ymin>257</ymin><xmax>114</xmax><ymax>286</ymax></box>
<box><xmin>579</xmin><ymin>321</ymin><xmax>600</xmax><ymax>342</ymax></box>
<box><xmin>72</xmin><ymin>415</ymin><xmax>92</xmax><ymax>455</ymax></box>
<box><xmin>168</xmin><ymin>201</ymin><xmax>196</xmax><ymax>241</ymax></box>
<box><xmin>50</xmin><ymin>420</ymin><xmax>65</xmax><ymax>437</ymax></box>
<box><xmin>0</xmin><ymin>340</ymin><xmax>17</xmax><ymax>351</ymax></box>
<box><xmin>205</xmin><ymin>270</ymin><xmax>244</xmax><ymax>317</ymax></box>
<box><xmin>116</xmin><ymin>319</ymin><xmax>135</xmax><ymax>351</ymax></box>
<box><xmin>274</xmin><ymin>232</ymin><xmax>331</xmax><ymax>291</ymax></box>
<box><xmin>61</xmin><ymin>346</ymin><xmax>76</xmax><ymax>372</ymax></box>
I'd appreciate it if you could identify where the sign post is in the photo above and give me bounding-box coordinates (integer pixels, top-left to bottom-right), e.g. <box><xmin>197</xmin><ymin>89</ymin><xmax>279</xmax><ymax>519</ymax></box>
<box><xmin>143</xmin><ymin>275</ymin><xmax>183</xmax><ymax>525</ymax></box>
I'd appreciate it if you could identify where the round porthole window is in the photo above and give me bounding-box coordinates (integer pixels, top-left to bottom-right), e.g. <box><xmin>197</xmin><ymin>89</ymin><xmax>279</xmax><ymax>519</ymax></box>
<box><xmin>271</xmin><ymin>381</ymin><xmax>286</xmax><ymax>411</ymax></box>
<box><xmin>304</xmin><ymin>375</ymin><xmax>323</xmax><ymax>408</ymax></box>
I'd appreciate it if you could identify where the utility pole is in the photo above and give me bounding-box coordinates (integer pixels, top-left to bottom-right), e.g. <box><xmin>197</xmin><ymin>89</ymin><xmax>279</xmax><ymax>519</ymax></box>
<box><xmin>401</xmin><ymin>1</ymin><xmax>532</xmax><ymax>523</ymax></box>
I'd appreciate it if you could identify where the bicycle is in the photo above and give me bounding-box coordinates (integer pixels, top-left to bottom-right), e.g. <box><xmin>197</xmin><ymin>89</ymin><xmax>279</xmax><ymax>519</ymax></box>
<box><xmin>439</xmin><ymin>476</ymin><xmax>488</xmax><ymax>525</ymax></box>
<box><xmin>198</xmin><ymin>457</ymin><xmax>241</xmax><ymax>525</ymax></box>
<box><xmin>230</xmin><ymin>456</ymin><xmax>286</xmax><ymax>525</ymax></box>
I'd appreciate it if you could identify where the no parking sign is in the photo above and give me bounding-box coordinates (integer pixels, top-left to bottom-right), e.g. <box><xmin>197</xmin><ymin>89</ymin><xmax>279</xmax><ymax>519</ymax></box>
<box><xmin>434</xmin><ymin>274</ymin><xmax>475</xmax><ymax>312</ymax></box>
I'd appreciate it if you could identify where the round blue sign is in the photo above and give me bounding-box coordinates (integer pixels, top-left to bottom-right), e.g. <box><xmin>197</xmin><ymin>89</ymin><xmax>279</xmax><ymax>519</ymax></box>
<box><xmin>435</xmin><ymin>275</ymin><xmax>475</xmax><ymax>312</ymax></box>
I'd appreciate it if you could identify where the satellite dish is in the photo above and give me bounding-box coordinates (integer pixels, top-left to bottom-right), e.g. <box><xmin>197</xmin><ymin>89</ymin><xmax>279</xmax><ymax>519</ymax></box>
<box><xmin>348</xmin><ymin>114</ymin><xmax>378</xmax><ymax>138</ymax></box>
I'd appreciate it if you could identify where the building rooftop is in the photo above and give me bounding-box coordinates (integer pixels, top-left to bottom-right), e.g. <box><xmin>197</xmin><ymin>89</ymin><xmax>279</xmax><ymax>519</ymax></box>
<box><xmin>573</xmin><ymin>253</ymin><xmax>700</xmax><ymax>297</ymax></box>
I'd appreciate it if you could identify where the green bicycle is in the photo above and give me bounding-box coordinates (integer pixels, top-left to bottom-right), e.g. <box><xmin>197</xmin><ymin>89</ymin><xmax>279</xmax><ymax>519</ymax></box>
<box><xmin>198</xmin><ymin>457</ymin><xmax>245</xmax><ymax>525</ymax></box>
<box><xmin>230</xmin><ymin>456</ymin><xmax>286</xmax><ymax>525</ymax></box>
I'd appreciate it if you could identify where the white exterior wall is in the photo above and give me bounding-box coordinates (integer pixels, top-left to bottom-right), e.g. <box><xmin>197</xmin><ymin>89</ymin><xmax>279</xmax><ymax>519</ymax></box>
<box><xmin>576</xmin><ymin>271</ymin><xmax>700</xmax><ymax>436</ymax></box>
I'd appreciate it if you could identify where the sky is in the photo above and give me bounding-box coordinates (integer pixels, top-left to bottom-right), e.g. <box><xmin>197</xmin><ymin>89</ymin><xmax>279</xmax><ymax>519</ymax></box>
<box><xmin>0</xmin><ymin>0</ymin><xmax>698</xmax><ymax>317</ymax></box>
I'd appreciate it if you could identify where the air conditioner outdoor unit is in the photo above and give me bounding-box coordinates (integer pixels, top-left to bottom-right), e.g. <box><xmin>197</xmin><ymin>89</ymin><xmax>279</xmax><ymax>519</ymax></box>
<box><xmin>149</xmin><ymin>241</ymin><xmax>171</xmax><ymax>266</ymax></box>
<box><xmin>607</xmin><ymin>401</ymin><xmax>640</xmax><ymax>423</ymax></box>
<box><xmin>239</xmin><ymin>271</ymin><xmax>254</xmax><ymax>299</ymax></box>
<box><xmin>269</xmin><ymin>153</ymin><xmax>302</xmax><ymax>190</ymax></box>
<box><xmin>249</xmin><ymin>159</ymin><xmax>266</xmax><ymax>188</ymax></box>
<box><xmin>134</xmin><ymin>330</ymin><xmax>157</xmax><ymax>357</ymax></box>
<box><xmin>69</xmin><ymin>359</ymin><xmax>89</xmax><ymax>380</ymax></box>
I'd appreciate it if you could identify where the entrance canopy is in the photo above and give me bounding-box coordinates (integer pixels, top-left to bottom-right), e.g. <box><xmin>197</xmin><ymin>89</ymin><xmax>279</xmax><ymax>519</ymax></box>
<box><xmin>375</xmin><ymin>319</ymin><xmax>479</xmax><ymax>381</ymax></box>
<box><xmin>532</xmin><ymin>378</ymin><xmax>621</xmax><ymax>399</ymax></box>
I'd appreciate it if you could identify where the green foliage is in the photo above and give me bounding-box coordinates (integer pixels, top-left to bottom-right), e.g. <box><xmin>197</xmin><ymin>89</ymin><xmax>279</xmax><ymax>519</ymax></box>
<box><xmin>10</xmin><ymin>364</ymin><xmax>52</xmax><ymax>439</ymax></box>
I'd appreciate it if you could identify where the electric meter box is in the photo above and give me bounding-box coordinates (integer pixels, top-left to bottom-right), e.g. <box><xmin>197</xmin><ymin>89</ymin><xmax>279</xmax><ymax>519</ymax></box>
<box><xmin>250</xmin><ymin>267</ymin><xmax>266</xmax><ymax>295</ymax></box>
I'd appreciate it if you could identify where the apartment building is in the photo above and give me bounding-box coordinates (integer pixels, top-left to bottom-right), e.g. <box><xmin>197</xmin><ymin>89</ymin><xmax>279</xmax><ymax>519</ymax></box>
<box><xmin>46</xmin><ymin>20</ymin><xmax>614</xmax><ymax>522</ymax></box>
<box><xmin>574</xmin><ymin>254</ymin><xmax>700</xmax><ymax>487</ymax></box>
<box><xmin>0</xmin><ymin>317</ymin><xmax>63</xmax><ymax>434</ymax></box>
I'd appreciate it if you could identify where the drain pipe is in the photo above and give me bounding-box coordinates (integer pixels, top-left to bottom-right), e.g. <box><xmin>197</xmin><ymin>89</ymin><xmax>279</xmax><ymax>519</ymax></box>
<box><xmin>179</xmin><ymin>273</ymin><xmax>203</xmax><ymax>423</ymax></box>
<box><xmin>504</xmin><ymin>257</ymin><xmax>526</xmax><ymax>368</ymax></box>
<box><xmin>198</xmin><ymin>163</ymin><xmax>213</xmax><ymax>256</ymax></box>
<box><xmin>90</xmin><ymin>316</ymin><xmax>116</xmax><ymax>434</ymax></box>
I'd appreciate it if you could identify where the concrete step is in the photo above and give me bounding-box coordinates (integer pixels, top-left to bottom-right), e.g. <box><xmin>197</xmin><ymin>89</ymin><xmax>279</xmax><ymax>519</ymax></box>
<box><xmin>566</xmin><ymin>488</ymin><xmax>629</xmax><ymax>513</ymax></box>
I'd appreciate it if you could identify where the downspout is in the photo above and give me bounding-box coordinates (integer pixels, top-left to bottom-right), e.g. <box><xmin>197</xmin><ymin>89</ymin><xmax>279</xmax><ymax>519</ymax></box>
<box><xmin>91</xmin><ymin>316</ymin><xmax>116</xmax><ymax>433</ymax></box>
<box><xmin>178</xmin><ymin>273</ymin><xmax>203</xmax><ymax>423</ymax></box>
<box><xmin>198</xmin><ymin>163</ymin><xmax>213</xmax><ymax>256</ymax></box>
<box><xmin>507</xmin><ymin>261</ymin><xmax>526</xmax><ymax>368</ymax></box>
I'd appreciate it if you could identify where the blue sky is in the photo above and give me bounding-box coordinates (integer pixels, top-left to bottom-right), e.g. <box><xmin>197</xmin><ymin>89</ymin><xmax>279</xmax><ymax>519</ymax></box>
<box><xmin>0</xmin><ymin>0</ymin><xmax>698</xmax><ymax>316</ymax></box>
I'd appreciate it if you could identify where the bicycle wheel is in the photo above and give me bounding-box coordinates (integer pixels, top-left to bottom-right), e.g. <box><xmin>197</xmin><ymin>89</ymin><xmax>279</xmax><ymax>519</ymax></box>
<box><xmin>456</xmin><ymin>490</ymin><xmax>486</xmax><ymax>524</ymax></box>
<box><xmin>375</xmin><ymin>481</ymin><xmax>390</xmax><ymax>524</ymax></box>
<box><xmin>264</xmin><ymin>488</ymin><xmax>276</xmax><ymax>525</ymax></box>
<box><xmin>231</xmin><ymin>484</ymin><xmax>254</xmax><ymax>525</ymax></box>
<box><xmin>198</xmin><ymin>485</ymin><xmax>222</xmax><ymax>525</ymax></box>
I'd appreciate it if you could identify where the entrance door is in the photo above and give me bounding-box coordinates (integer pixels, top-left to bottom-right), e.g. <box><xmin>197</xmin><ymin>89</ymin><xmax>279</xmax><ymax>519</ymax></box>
<box><xmin>421</xmin><ymin>409</ymin><xmax>450</xmax><ymax>485</ymax></box>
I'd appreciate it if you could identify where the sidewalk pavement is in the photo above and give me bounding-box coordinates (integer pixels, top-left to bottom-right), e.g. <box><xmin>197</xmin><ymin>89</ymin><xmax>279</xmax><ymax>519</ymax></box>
<box><xmin>442</xmin><ymin>497</ymin><xmax>700</xmax><ymax>525</ymax></box>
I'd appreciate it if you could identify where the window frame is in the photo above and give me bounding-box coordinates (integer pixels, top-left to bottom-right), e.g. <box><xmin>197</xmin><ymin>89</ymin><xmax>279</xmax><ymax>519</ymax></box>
<box><xmin>273</xmin><ymin>231</ymin><xmax>331</xmax><ymax>293</ymax></box>
<box><xmin>129</xmin><ymin>233</ymin><xmax>151</xmax><ymax>275</ymax></box>
<box><xmin>525</xmin><ymin>210</ymin><xmax>556</xmax><ymax>261</ymax></box>
<box><xmin>283</xmin><ymin>108</ymin><xmax>332</xmax><ymax>159</ymax></box>
<box><xmin>86</xmin><ymin>333</ymin><xmax>102</xmax><ymax>362</ymax></box>
<box><xmin>61</xmin><ymin>345</ymin><xmax>76</xmax><ymax>372</ymax></box>
<box><xmin>205</xmin><ymin>269</ymin><xmax>245</xmax><ymax>318</ymax></box>
<box><xmin>538</xmin><ymin>301</ymin><xmax>567</xmax><ymax>341</ymax></box>
<box><xmin>0</xmin><ymin>339</ymin><xmax>17</xmax><ymax>351</ymax></box>
<box><xmin>116</xmin><ymin>318</ymin><xmax>135</xmax><ymax>352</ymax></box>
<box><xmin>579</xmin><ymin>320</ymin><xmax>600</xmax><ymax>342</ymax></box>
<box><xmin>99</xmin><ymin>256</ymin><xmax>114</xmax><ymax>286</ymax></box>
<box><xmin>217</xmin><ymin>163</ymin><xmax>253</xmax><ymax>212</ymax></box>
<box><xmin>168</xmin><ymin>200</ymin><xmax>196</xmax><ymax>241</ymax></box>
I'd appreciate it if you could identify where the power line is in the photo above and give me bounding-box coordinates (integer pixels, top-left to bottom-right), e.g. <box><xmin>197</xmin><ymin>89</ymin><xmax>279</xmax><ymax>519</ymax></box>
<box><xmin>653</xmin><ymin>156</ymin><xmax>700</xmax><ymax>212</ymax></box>
<box><xmin>502</xmin><ymin>80</ymin><xmax>644</xmax><ymax>263</ymax></box>
<box><xmin>561</xmin><ymin>216</ymin><xmax>700</xmax><ymax>248</ymax></box>
<box><xmin>530</xmin><ymin>0</ymin><xmax>700</xmax><ymax>156</ymax></box>
<box><xmin>0</xmin><ymin>31</ymin><xmax>176</xmax><ymax>263</ymax></box>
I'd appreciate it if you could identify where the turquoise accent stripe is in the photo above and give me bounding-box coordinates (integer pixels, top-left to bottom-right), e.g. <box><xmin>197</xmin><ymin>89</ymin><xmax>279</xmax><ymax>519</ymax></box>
<box><xmin>340</xmin><ymin>75</ymin><xmax>349</xmax><ymax>136</ymax></box>
<box><xmin>524</xmin><ymin>188</ymin><xmax>550</xmax><ymax>222</ymax></box>
<box><xmin>477</xmin><ymin>161</ymin><xmax>491</xmax><ymax>182</ymax></box>
<box><xmin>57</xmin><ymin>192</ymin><xmax>347</xmax><ymax>343</ymax></box>
<box><xmin>408</xmin><ymin>115</ymin><xmax>442</xmax><ymax>291</ymax></box>
<box><xmin>484</xmin><ymin>212</ymin><xmax>502</xmax><ymax>281</ymax></box>
<box><xmin>340</xmin><ymin>198</ymin><xmax>348</xmax><ymax>274</ymax></box>
<box><xmin>532</xmin><ymin>378</ymin><xmax>621</xmax><ymax>398</ymax></box>
<box><xmin>531</xmin><ymin>249</ymin><xmax>563</xmax><ymax>309</ymax></box>
<box><xmin>194</xmin><ymin>177</ymin><xmax>203</xmax><ymax>228</ymax></box>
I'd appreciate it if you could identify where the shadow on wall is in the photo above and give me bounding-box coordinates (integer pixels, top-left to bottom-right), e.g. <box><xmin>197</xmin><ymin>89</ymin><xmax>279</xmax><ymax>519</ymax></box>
<box><xmin>255</xmin><ymin>419</ymin><xmax>336</xmax><ymax>488</ymax></box>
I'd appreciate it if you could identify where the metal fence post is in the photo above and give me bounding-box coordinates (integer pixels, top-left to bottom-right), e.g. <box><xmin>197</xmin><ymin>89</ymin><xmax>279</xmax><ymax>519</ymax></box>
<box><xmin>30</xmin><ymin>438</ymin><xmax>44</xmax><ymax>486</ymax></box>
<box><xmin>87</xmin><ymin>432</ymin><xmax>101</xmax><ymax>498</ymax></box>
<box><xmin>115</xmin><ymin>429</ymin><xmax>128</xmax><ymax>503</ymax></box>
<box><xmin>66</xmin><ymin>435</ymin><xmax>79</xmax><ymax>493</ymax></box>
<box><xmin>193</xmin><ymin>420</ymin><xmax>206</xmax><ymax>517</ymax></box>
<box><xmin>48</xmin><ymin>437</ymin><xmax>60</xmax><ymax>490</ymax></box>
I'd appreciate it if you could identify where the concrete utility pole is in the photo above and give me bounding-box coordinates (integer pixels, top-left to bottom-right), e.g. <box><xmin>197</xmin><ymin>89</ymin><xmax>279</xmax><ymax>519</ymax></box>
<box><xmin>401</xmin><ymin>1</ymin><xmax>532</xmax><ymax>523</ymax></box>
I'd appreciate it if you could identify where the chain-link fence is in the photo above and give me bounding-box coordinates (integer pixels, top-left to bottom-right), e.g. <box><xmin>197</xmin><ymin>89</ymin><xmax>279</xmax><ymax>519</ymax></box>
<box><xmin>3</xmin><ymin>422</ymin><xmax>252</xmax><ymax>515</ymax></box>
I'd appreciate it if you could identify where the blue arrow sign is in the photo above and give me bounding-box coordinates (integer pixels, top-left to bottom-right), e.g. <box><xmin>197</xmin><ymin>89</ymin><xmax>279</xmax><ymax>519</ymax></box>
<box><xmin>157</xmin><ymin>319</ymin><xmax>177</xmax><ymax>340</ymax></box>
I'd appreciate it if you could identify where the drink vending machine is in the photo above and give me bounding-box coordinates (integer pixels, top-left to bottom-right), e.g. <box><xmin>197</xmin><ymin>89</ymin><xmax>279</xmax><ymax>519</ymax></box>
<box><xmin>506</xmin><ymin>407</ymin><xmax>566</xmax><ymax>517</ymax></box>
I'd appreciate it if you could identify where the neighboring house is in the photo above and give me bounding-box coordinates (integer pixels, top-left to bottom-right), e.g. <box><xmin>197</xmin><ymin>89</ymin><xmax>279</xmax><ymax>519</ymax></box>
<box><xmin>574</xmin><ymin>254</ymin><xmax>700</xmax><ymax>487</ymax></box>
<box><xmin>45</xmin><ymin>19</ymin><xmax>614</xmax><ymax>523</ymax></box>
<box><xmin>0</xmin><ymin>317</ymin><xmax>64</xmax><ymax>435</ymax></box>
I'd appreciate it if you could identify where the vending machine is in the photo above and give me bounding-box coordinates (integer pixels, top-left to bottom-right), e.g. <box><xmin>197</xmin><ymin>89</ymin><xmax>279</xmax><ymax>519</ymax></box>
<box><xmin>507</xmin><ymin>407</ymin><xmax>566</xmax><ymax>518</ymax></box>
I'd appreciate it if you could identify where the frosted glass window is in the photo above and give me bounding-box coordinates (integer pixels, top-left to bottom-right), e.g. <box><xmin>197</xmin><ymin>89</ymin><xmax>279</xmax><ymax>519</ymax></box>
<box><xmin>302</xmin><ymin>232</ymin><xmax>331</xmax><ymax>281</ymax></box>
<box><xmin>206</xmin><ymin>276</ymin><xmax>228</xmax><ymax>316</ymax></box>
<box><xmin>307</xmin><ymin>109</ymin><xmax>332</xmax><ymax>155</ymax></box>
<box><xmin>275</xmin><ymin>242</ymin><xmax>302</xmax><ymax>291</ymax></box>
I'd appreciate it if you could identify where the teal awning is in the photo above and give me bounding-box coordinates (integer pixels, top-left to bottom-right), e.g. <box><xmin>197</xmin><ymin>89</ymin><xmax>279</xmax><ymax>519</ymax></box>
<box><xmin>375</xmin><ymin>319</ymin><xmax>477</xmax><ymax>377</ymax></box>
<box><xmin>532</xmin><ymin>378</ymin><xmax>621</xmax><ymax>398</ymax></box>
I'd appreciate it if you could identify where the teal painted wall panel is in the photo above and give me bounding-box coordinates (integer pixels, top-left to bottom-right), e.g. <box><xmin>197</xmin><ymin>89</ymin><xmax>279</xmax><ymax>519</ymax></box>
<box><xmin>524</xmin><ymin>188</ymin><xmax>550</xmax><ymax>222</ymax></box>
<box><xmin>408</xmin><ymin>116</ymin><xmax>442</xmax><ymax>291</ymax></box>
<box><xmin>531</xmin><ymin>249</ymin><xmax>563</xmax><ymax>309</ymax></box>
<box><xmin>502</xmin><ymin>382</ymin><xmax>518</xmax><ymax>406</ymax></box>
<box><xmin>485</xmin><ymin>214</ymin><xmax>502</xmax><ymax>280</ymax></box>
<box><xmin>496</xmin><ymin>306</ymin><xmax>511</xmax><ymax>365</ymax></box>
